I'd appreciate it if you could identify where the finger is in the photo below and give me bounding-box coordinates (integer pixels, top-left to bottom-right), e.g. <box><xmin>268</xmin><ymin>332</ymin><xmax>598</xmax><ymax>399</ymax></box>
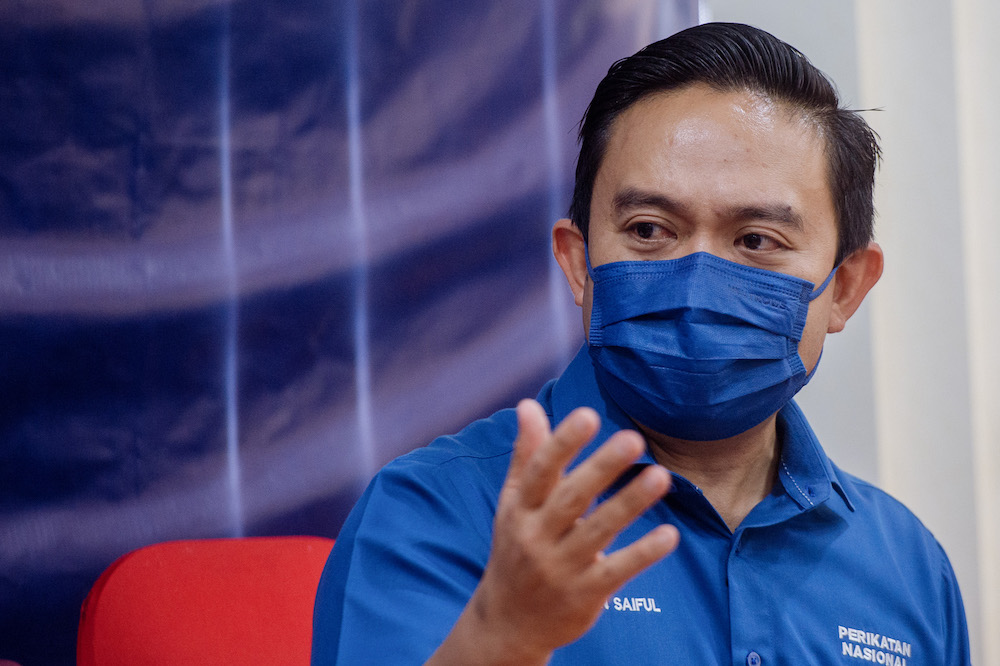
<box><xmin>517</xmin><ymin>406</ymin><xmax>600</xmax><ymax>508</ymax></box>
<box><xmin>585</xmin><ymin>523</ymin><xmax>679</xmax><ymax>594</ymax></box>
<box><xmin>506</xmin><ymin>399</ymin><xmax>552</xmax><ymax>489</ymax></box>
<box><xmin>562</xmin><ymin>464</ymin><xmax>672</xmax><ymax>559</ymax></box>
<box><xmin>538</xmin><ymin>429</ymin><xmax>645</xmax><ymax>535</ymax></box>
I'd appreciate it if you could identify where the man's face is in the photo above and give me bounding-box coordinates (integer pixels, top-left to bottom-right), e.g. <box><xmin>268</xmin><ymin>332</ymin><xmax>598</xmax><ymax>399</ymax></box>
<box><xmin>582</xmin><ymin>83</ymin><xmax>840</xmax><ymax>373</ymax></box>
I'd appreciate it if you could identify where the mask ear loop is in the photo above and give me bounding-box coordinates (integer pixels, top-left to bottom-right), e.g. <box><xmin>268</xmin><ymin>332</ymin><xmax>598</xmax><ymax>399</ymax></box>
<box><xmin>583</xmin><ymin>243</ymin><xmax>602</xmax><ymax>338</ymax></box>
<box><xmin>803</xmin><ymin>263</ymin><xmax>840</xmax><ymax>381</ymax></box>
<box><xmin>808</xmin><ymin>265</ymin><xmax>839</xmax><ymax>301</ymax></box>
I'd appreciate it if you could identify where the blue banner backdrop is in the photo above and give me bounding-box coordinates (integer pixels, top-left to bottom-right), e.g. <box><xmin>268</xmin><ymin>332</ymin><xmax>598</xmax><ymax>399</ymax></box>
<box><xmin>0</xmin><ymin>1</ymin><xmax>696</xmax><ymax>663</ymax></box>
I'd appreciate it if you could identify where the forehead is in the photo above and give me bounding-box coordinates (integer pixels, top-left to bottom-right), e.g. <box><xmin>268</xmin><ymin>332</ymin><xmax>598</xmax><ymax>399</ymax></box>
<box><xmin>605</xmin><ymin>84</ymin><xmax>828</xmax><ymax>176</ymax></box>
<box><xmin>594</xmin><ymin>84</ymin><xmax>834</xmax><ymax>228</ymax></box>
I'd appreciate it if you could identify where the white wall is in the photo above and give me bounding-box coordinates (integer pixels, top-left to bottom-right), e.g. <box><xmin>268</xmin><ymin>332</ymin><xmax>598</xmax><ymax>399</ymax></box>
<box><xmin>701</xmin><ymin>1</ymin><xmax>998</xmax><ymax>663</ymax></box>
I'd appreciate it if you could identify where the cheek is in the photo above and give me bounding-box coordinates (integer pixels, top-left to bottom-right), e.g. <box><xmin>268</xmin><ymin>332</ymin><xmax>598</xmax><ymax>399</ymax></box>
<box><xmin>582</xmin><ymin>280</ymin><xmax>594</xmax><ymax>338</ymax></box>
<box><xmin>798</xmin><ymin>294</ymin><xmax>832</xmax><ymax>372</ymax></box>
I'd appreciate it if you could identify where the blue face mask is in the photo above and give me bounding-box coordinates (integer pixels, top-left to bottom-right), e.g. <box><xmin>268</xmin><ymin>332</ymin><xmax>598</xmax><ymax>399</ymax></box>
<box><xmin>587</xmin><ymin>251</ymin><xmax>836</xmax><ymax>441</ymax></box>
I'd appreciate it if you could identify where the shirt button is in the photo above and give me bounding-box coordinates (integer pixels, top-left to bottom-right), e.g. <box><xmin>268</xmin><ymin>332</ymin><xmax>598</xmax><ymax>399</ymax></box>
<box><xmin>747</xmin><ymin>651</ymin><xmax>762</xmax><ymax>666</ymax></box>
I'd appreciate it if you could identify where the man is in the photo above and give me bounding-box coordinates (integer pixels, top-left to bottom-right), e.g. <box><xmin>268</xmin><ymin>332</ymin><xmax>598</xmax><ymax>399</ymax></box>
<box><xmin>312</xmin><ymin>23</ymin><xmax>970</xmax><ymax>664</ymax></box>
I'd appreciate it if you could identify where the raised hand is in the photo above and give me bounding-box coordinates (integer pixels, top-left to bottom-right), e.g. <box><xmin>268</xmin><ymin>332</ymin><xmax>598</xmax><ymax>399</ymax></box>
<box><xmin>428</xmin><ymin>399</ymin><xmax>679</xmax><ymax>665</ymax></box>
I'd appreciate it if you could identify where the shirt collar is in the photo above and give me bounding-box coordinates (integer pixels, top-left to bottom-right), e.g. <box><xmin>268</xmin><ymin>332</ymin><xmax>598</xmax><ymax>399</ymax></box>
<box><xmin>540</xmin><ymin>345</ymin><xmax>854</xmax><ymax>513</ymax></box>
<box><xmin>776</xmin><ymin>400</ymin><xmax>855</xmax><ymax>513</ymax></box>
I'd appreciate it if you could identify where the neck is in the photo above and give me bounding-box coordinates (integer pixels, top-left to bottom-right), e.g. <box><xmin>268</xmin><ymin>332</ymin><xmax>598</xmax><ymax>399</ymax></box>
<box><xmin>641</xmin><ymin>415</ymin><xmax>781</xmax><ymax>532</ymax></box>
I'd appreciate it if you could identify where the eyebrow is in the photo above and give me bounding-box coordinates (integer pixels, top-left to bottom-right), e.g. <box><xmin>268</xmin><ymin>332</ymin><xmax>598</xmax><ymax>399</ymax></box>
<box><xmin>612</xmin><ymin>187</ymin><xmax>691</xmax><ymax>217</ymax></box>
<box><xmin>613</xmin><ymin>186</ymin><xmax>804</xmax><ymax>230</ymax></box>
<box><xmin>726</xmin><ymin>203</ymin><xmax>804</xmax><ymax>230</ymax></box>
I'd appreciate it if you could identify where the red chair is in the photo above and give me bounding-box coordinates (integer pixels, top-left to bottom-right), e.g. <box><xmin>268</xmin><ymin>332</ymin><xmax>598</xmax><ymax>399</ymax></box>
<box><xmin>77</xmin><ymin>536</ymin><xmax>334</xmax><ymax>665</ymax></box>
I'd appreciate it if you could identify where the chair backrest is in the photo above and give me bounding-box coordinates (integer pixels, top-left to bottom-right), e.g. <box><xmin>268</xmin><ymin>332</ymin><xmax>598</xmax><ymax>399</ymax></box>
<box><xmin>77</xmin><ymin>536</ymin><xmax>335</xmax><ymax>666</ymax></box>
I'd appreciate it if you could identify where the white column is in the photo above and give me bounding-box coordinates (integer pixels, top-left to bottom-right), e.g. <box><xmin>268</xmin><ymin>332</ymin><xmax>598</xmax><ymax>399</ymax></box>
<box><xmin>953</xmin><ymin>0</ymin><xmax>1000</xmax><ymax>663</ymax></box>
<box><xmin>855</xmin><ymin>1</ymin><xmax>982</xmax><ymax>663</ymax></box>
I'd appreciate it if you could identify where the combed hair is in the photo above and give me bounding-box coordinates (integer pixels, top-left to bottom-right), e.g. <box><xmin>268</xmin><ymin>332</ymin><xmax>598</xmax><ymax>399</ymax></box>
<box><xmin>569</xmin><ymin>22</ymin><xmax>880</xmax><ymax>264</ymax></box>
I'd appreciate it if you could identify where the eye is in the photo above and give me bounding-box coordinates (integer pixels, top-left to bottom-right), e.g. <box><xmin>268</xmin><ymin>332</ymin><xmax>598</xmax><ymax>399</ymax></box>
<box><xmin>627</xmin><ymin>220</ymin><xmax>674</xmax><ymax>242</ymax></box>
<box><xmin>623</xmin><ymin>218</ymin><xmax>676</xmax><ymax>248</ymax></box>
<box><xmin>739</xmin><ymin>233</ymin><xmax>781</xmax><ymax>251</ymax></box>
<box><xmin>634</xmin><ymin>222</ymin><xmax>658</xmax><ymax>240</ymax></box>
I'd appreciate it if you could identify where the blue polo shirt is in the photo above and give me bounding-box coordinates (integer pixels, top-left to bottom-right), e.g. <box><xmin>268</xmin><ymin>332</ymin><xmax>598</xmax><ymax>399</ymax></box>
<box><xmin>312</xmin><ymin>347</ymin><xmax>969</xmax><ymax>664</ymax></box>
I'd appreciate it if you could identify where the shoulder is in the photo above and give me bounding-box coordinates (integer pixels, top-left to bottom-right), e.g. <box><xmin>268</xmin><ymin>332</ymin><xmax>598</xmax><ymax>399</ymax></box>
<box><xmin>835</xmin><ymin>466</ymin><xmax>930</xmax><ymax>531</ymax></box>
<box><xmin>349</xmin><ymin>406</ymin><xmax>520</xmax><ymax>534</ymax></box>
<box><xmin>379</xmin><ymin>406</ymin><xmax>519</xmax><ymax>487</ymax></box>
<box><xmin>833</xmin><ymin>465</ymin><xmax>955</xmax><ymax>578</ymax></box>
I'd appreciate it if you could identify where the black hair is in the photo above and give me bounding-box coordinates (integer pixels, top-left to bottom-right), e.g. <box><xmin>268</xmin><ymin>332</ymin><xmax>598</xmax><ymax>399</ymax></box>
<box><xmin>569</xmin><ymin>22</ymin><xmax>880</xmax><ymax>265</ymax></box>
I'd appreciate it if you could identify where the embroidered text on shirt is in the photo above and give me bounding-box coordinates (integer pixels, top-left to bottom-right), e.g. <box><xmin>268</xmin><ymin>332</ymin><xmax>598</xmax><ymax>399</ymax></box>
<box><xmin>839</xmin><ymin>625</ymin><xmax>911</xmax><ymax>665</ymax></box>
<box><xmin>603</xmin><ymin>596</ymin><xmax>662</xmax><ymax>613</ymax></box>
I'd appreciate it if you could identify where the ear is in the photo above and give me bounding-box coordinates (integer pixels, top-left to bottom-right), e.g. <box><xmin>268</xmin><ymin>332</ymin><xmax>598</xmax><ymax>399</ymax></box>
<box><xmin>827</xmin><ymin>242</ymin><xmax>884</xmax><ymax>333</ymax></box>
<box><xmin>552</xmin><ymin>218</ymin><xmax>589</xmax><ymax>307</ymax></box>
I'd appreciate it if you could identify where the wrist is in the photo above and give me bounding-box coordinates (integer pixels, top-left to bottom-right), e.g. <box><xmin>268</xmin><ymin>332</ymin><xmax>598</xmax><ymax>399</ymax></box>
<box><xmin>428</xmin><ymin>586</ymin><xmax>552</xmax><ymax>666</ymax></box>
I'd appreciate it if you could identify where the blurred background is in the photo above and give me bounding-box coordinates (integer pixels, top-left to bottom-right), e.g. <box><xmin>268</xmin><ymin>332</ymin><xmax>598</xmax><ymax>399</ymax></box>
<box><xmin>1</xmin><ymin>1</ymin><xmax>996</xmax><ymax>664</ymax></box>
